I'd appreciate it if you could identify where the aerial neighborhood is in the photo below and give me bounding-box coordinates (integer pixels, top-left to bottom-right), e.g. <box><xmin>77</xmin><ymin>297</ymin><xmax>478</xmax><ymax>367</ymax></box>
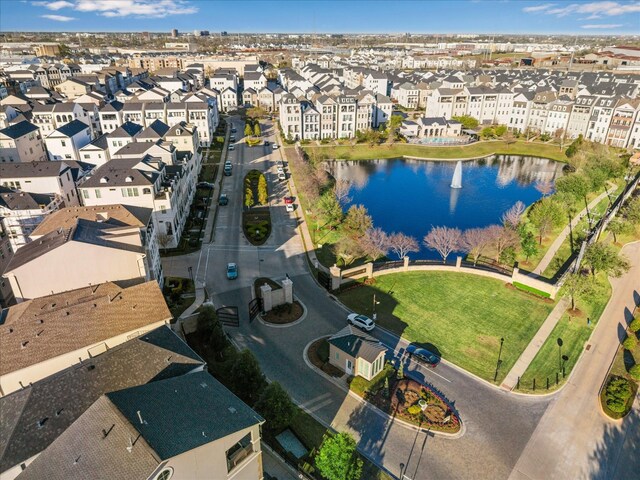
<box><xmin>0</xmin><ymin>2</ymin><xmax>640</xmax><ymax>479</ymax></box>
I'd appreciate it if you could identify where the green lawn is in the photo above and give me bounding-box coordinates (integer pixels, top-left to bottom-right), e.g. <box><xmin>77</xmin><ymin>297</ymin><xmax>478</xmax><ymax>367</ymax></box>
<box><xmin>517</xmin><ymin>274</ymin><xmax>612</xmax><ymax>393</ymax></box>
<box><xmin>338</xmin><ymin>272</ymin><xmax>555</xmax><ymax>383</ymax></box>
<box><xmin>303</xmin><ymin>140</ymin><xmax>569</xmax><ymax>163</ymax></box>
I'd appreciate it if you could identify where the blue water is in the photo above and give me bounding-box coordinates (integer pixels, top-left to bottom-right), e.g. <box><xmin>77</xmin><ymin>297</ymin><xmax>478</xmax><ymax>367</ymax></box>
<box><xmin>327</xmin><ymin>155</ymin><xmax>564</xmax><ymax>260</ymax></box>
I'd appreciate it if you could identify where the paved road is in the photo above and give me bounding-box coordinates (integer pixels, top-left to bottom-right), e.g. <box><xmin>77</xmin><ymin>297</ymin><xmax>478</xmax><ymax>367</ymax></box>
<box><xmin>163</xmin><ymin>118</ymin><xmax>639</xmax><ymax>480</ymax></box>
<box><xmin>509</xmin><ymin>241</ymin><xmax>640</xmax><ymax>480</ymax></box>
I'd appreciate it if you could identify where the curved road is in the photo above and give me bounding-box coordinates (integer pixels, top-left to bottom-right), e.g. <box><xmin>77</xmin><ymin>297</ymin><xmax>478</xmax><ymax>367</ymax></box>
<box><xmin>163</xmin><ymin>117</ymin><xmax>639</xmax><ymax>480</ymax></box>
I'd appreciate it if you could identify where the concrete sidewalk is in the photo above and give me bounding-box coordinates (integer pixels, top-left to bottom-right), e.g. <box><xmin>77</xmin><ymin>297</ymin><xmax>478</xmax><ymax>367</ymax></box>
<box><xmin>501</xmin><ymin>297</ymin><xmax>569</xmax><ymax>390</ymax></box>
<box><xmin>534</xmin><ymin>187</ymin><xmax>614</xmax><ymax>274</ymax></box>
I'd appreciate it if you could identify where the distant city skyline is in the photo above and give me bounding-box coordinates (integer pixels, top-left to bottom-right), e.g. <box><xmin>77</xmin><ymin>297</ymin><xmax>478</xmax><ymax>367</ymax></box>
<box><xmin>1</xmin><ymin>0</ymin><xmax>639</xmax><ymax>35</ymax></box>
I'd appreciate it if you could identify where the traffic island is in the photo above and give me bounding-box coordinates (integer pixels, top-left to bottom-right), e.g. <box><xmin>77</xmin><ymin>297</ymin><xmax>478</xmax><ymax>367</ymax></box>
<box><xmin>308</xmin><ymin>337</ymin><xmax>344</xmax><ymax>378</ymax></box>
<box><xmin>243</xmin><ymin>170</ymin><xmax>271</xmax><ymax>245</ymax></box>
<box><xmin>253</xmin><ymin>277</ymin><xmax>305</xmax><ymax>326</ymax></box>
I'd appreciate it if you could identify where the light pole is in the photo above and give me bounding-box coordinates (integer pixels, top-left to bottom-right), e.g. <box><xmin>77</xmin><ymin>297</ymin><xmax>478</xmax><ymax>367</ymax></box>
<box><xmin>557</xmin><ymin>338</ymin><xmax>563</xmax><ymax>372</ymax></box>
<box><xmin>187</xmin><ymin>266</ymin><xmax>194</xmax><ymax>284</ymax></box>
<box><xmin>373</xmin><ymin>293</ymin><xmax>380</xmax><ymax>321</ymax></box>
<box><xmin>494</xmin><ymin>337</ymin><xmax>504</xmax><ymax>382</ymax></box>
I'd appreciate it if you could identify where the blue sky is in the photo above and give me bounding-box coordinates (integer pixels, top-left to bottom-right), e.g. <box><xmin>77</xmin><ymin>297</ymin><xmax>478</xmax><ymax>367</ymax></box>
<box><xmin>1</xmin><ymin>1</ymin><xmax>639</xmax><ymax>34</ymax></box>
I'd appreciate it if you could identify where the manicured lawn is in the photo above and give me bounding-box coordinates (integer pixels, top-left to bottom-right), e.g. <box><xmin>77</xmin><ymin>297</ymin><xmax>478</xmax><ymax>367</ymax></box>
<box><xmin>517</xmin><ymin>274</ymin><xmax>612</xmax><ymax>393</ymax></box>
<box><xmin>303</xmin><ymin>140</ymin><xmax>569</xmax><ymax>162</ymax></box>
<box><xmin>338</xmin><ymin>272</ymin><xmax>555</xmax><ymax>383</ymax></box>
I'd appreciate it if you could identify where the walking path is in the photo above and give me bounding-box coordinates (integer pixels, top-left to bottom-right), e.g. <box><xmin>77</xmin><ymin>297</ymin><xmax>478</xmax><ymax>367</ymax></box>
<box><xmin>501</xmin><ymin>297</ymin><xmax>569</xmax><ymax>390</ymax></box>
<box><xmin>534</xmin><ymin>187</ymin><xmax>614</xmax><ymax>275</ymax></box>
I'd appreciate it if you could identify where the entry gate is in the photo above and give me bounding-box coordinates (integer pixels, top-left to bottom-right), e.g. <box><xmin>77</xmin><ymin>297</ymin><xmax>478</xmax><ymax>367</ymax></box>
<box><xmin>216</xmin><ymin>306</ymin><xmax>239</xmax><ymax>327</ymax></box>
<box><xmin>248</xmin><ymin>297</ymin><xmax>263</xmax><ymax>323</ymax></box>
<box><xmin>317</xmin><ymin>270</ymin><xmax>331</xmax><ymax>291</ymax></box>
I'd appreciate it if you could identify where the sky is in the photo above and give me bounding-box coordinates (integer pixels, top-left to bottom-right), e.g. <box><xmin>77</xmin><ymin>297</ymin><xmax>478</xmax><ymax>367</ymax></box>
<box><xmin>1</xmin><ymin>0</ymin><xmax>639</xmax><ymax>35</ymax></box>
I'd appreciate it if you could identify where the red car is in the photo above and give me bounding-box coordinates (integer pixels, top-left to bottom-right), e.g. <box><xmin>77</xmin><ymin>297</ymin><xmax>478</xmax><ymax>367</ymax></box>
<box><xmin>284</xmin><ymin>196</ymin><xmax>294</xmax><ymax>204</ymax></box>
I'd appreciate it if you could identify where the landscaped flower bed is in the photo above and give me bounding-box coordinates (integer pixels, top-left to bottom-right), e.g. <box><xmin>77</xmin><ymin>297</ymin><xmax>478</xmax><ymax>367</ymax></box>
<box><xmin>349</xmin><ymin>366</ymin><xmax>461</xmax><ymax>433</ymax></box>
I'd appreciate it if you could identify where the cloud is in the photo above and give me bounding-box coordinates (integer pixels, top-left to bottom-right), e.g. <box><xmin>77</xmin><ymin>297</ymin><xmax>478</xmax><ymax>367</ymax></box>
<box><xmin>581</xmin><ymin>23</ymin><xmax>624</xmax><ymax>28</ymax></box>
<box><xmin>74</xmin><ymin>0</ymin><xmax>198</xmax><ymax>18</ymax></box>
<box><xmin>523</xmin><ymin>3</ymin><xmax>556</xmax><ymax>12</ymax></box>
<box><xmin>33</xmin><ymin>1</ymin><xmax>74</xmax><ymax>9</ymax></box>
<box><xmin>41</xmin><ymin>13</ymin><xmax>75</xmax><ymax>21</ymax></box>
<box><xmin>542</xmin><ymin>1</ymin><xmax>640</xmax><ymax>17</ymax></box>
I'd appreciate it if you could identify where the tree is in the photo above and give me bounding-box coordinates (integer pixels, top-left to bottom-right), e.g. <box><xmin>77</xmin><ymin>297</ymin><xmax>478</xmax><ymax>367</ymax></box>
<box><xmin>315</xmin><ymin>433</ymin><xmax>363</xmax><ymax>480</ymax></box>
<box><xmin>501</xmin><ymin>201</ymin><xmax>525</xmax><ymax>229</ymax></box>
<box><xmin>622</xmin><ymin>335</ymin><xmax>637</xmax><ymax>350</ymax></box>
<box><xmin>257</xmin><ymin>175</ymin><xmax>268</xmax><ymax>205</ymax></box>
<box><xmin>244</xmin><ymin>123</ymin><xmax>252</xmax><ymax>137</ymax></box>
<box><xmin>480</xmin><ymin>126</ymin><xmax>495</xmax><ymax>139</ymax></box>
<box><xmin>555</xmin><ymin>173</ymin><xmax>590</xmax><ymax>207</ymax></box>
<box><xmin>494</xmin><ymin>125</ymin><xmax>507</xmax><ymax>137</ymax></box>
<box><xmin>534</xmin><ymin>180</ymin><xmax>554</xmax><ymax>197</ymax></box>
<box><xmin>583</xmin><ymin>242</ymin><xmax>630</xmax><ymax>278</ymax></box>
<box><xmin>423</xmin><ymin>226</ymin><xmax>462</xmax><ymax>263</ymax></box>
<box><xmin>563</xmin><ymin>272</ymin><xmax>593</xmax><ymax>310</ymax></box>
<box><xmin>623</xmin><ymin>197</ymin><xmax>640</xmax><ymax>224</ymax></box>
<box><xmin>333</xmin><ymin>179</ymin><xmax>352</xmax><ymax>206</ymax></box>
<box><xmin>607</xmin><ymin>218</ymin><xmax>630</xmax><ymax>243</ymax></box>
<box><xmin>460</xmin><ymin>227</ymin><xmax>491</xmax><ymax>265</ymax></box>
<box><xmin>244</xmin><ymin>187</ymin><xmax>254</xmax><ymax>208</ymax></box>
<box><xmin>503</xmin><ymin>130</ymin><xmax>516</xmax><ymax>145</ymax></box>
<box><xmin>230</xmin><ymin>349</ymin><xmax>268</xmax><ymax>406</ymax></box>
<box><xmin>254</xmin><ymin>382</ymin><xmax>296</xmax><ymax>434</ymax></box>
<box><xmin>520</xmin><ymin>231</ymin><xmax>539</xmax><ymax>261</ymax></box>
<box><xmin>253</xmin><ymin>122</ymin><xmax>261</xmax><ymax>137</ymax></box>
<box><xmin>361</xmin><ymin>227</ymin><xmax>390</xmax><ymax>261</ymax></box>
<box><xmin>318</xmin><ymin>192</ymin><xmax>343</xmax><ymax>228</ymax></box>
<box><xmin>246</xmin><ymin>106</ymin><xmax>266</xmax><ymax>120</ymax></box>
<box><xmin>630</xmin><ymin>365</ymin><xmax>640</xmax><ymax>381</ymax></box>
<box><xmin>386</xmin><ymin>114</ymin><xmax>403</xmax><ymax>144</ymax></box>
<box><xmin>451</xmin><ymin>115</ymin><xmax>479</xmax><ymax>130</ymax></box>
<box><xmin>342</xmin><ymin>205</ymin><xmax>372</xmax><ymax>239</ymax></box>
<box><xmin>486</xmin><ymin>225</ymin><xmax>519</xmax><ymax>263</ymax></box>
<box><xmin>630</xmin><ymin>318</ymin><xmax>640</xmax><ymax>333</ymax></box>
<box><xmin>387</xmin><ymin>232</ymin><xmax>420</xmax><ymax>259</ymax></box>
<box><xmin>334</xmin><ymin>236</ymin><xmax>362</xmax><ymax>266</ymax></box>
<box><xmin>528</xmin><ymin>198</ymin><xmax>565</xmax><ymax>244</ymax></box>
<box><xmin>157</xmin><ymin>232</ymin><xmax>171</xmax><ymax>253</ymax></box>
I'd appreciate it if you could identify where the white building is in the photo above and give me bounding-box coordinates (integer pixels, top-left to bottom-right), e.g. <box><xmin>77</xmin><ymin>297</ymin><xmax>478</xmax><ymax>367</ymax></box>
<box><xmin>44</xmin><ymin>119</ymin><xmax>92</xmax><ymax>161</ymax></box>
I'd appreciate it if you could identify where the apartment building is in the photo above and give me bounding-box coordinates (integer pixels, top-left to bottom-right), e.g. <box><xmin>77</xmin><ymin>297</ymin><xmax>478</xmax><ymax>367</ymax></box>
<box><xmin>606</xmin><ymin>99</ymin><xmax>640</xmax><ymax>148</ymax></box>
<box><xmin>0</xmin><ymin>188</ymin><xmax>60</xmax><ymax>250</ymax></box>
<box><xmin>0</xmin><ymin>121</ymin><xmax>47</xmax><ymax>163</ymax></box>
<box><xmin>396</xmin><ymin>82</ymin><xmax>419</xmax><ymax>109</ymax></box>
<box><xmin>44</xmin><ymin>119</ymin><xmax>92</xmax><ymax>161</ymax></box>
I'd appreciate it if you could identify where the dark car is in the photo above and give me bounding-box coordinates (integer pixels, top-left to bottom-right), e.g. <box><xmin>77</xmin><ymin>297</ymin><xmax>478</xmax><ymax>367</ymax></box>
<box><xmin>406</xmin><ymin>344</ymin><xmax>440</xmax><ymax>368</ymax></box>
<box><xmin>264</xmin><ymin>140</ymin><xmax>270</xmax><ymax>146</ymax></box>
<box><xmin>197</xmin><ymin>181</ymin><xmax>214</xmax><ymax>189</ymax></box>
<box><xmin>218</xmin><ymin>194</ymin><xmax>228</xmax><ymax>206</ymax></box>
<box><xmin>231</xmin><ymin>128</ymin><xmax>237</xmax><ymax>133</ymax></box>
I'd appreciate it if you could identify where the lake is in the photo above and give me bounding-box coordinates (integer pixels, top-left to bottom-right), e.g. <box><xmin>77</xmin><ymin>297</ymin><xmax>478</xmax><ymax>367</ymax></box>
<box><xmin>326</xmin><ymin>155</ymin><xmax>565</xmax><ymax>260</ymax></box>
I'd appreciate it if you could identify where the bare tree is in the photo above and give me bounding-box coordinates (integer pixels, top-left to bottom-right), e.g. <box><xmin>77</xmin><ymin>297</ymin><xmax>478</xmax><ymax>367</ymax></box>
<box><xmin>333</xmin><ymin>179</ymin><xmax>352</xmax><ymax>207</ymax></box>
<box><xmin>460</xmin><ymin>227</ymin><xmax>492</xmax><ymax>265</ymax></box>
<box><xmin>501</xmin><ymin>201</ymin><xmax>525</xmax><ymax>229</ymax></box>
<box><xmin>534</xmin><ymin>180</ymin><xmax>554</xmax><ymax>197</ymax></box>
<box><xmin>157</xmin><ymin>233</ymin><xmax>172</xmax><ymax>253</ymax></box>
<box><xmin>423</xmin><ymin>226</ymin><xmax>462</xmax><ymax>263</ymax></box>
<box><xmin>387</xmin><ymin>232</ymin><xmax>419</xmax><ymax>260</ymax></box>
<box><xmin>486</xmin><ymin>225</ymin><xmax>519</xmax><ymax>263</ymax></box>
<box><xmin>362</xmin><ymin>227</ymin><xmax>390</xmax><ymax>261</ymax></box>
<box><xmin>334</xmin><ymin>237</ymin><xmax>361</xmax><ymax>266</ymax></box>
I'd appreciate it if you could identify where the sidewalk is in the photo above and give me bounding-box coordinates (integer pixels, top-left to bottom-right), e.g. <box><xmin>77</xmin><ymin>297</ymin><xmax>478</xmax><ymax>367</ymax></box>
<box><xmin>204</xmin><ymin>117</ymin><xmax>231</xmax><ymax>244</ymax></box>
<box><xmin>534</xmin><ymin>187</ymin><xmax>613</xmax><ymax>274</ymax></box>
<box><xmin>501</xmin><ymin>297</ymin><xmax>569</xmax><ymax>390</ymax></box>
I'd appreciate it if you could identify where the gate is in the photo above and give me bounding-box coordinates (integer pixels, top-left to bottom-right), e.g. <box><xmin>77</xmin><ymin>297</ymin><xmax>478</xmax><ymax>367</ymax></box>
<box><xmin>216</xmin><ymin>306</ymin><xmax>239</xmax><ymax>327</ymax></box>
<box><xmin>248</xmin><ymin>297</ymin><xmax>263</xmax><ymax>323</ymax></box>
<box><xmin>317</xmin><ymin>270</ymin><xmax>331</xmax><ymax>291</ymax></box>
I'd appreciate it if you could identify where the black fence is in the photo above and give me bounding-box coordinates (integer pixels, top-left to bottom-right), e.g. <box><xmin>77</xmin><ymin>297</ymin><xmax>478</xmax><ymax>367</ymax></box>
<box><xmin>372</xmin><ymin>260</ymin><xmax>404</xmax><ymax>272</ymax></box>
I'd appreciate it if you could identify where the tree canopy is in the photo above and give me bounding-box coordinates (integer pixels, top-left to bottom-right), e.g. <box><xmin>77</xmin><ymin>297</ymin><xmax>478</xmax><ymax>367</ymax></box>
<box><xmin>315</xmin><ymin>433</ymin><xmax>363</xmax><ymax>480</ymax></box>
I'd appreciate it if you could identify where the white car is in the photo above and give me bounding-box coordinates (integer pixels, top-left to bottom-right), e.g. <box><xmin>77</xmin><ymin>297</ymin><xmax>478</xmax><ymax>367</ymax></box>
<box><xmin>347</xmin><ymin>313</ymin><xmax>375</xmax><ymax>331</ymax></box>
<box><xmin>272</xmin><ymin>144</ymin><xmax>279</xmax><ymax>149</ymax></box>
<box><xmin>278</xmin><ymin>172</ymin><xmax>286</xmax><ymax>181</ymax></box>
<box><xmin>276</xmin><ymin>166</ymin><xmax>284</xmax><ymax>174</ymax></box>
<box><xmin>285</xmin><ymin>203</ymin><xmax>294</xmax><ymax>212</ymax></box>
<box><xmin>228</xmin><ymin>145</ymin><xmax>235</xmax><ymax>151</ymax></box>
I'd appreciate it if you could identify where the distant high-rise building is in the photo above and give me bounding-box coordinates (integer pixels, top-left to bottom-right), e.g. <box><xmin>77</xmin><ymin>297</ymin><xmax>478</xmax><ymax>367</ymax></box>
<box><xmin>171</xmin><ymin>28</ymin><xmax>178</xmax><ymax>38</ymax></box>
<box><xmin>142</xmin><ymin>31</ymin><xmax>150</xmax><ymax>40</ymax></box>
<box><xmin>221</xmin><ymin>31</ymin><xmax>228</xmax><ymax>36</ymax></box>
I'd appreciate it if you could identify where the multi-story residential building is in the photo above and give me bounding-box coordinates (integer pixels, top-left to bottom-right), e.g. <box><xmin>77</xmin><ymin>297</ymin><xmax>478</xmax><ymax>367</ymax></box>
<box><xmin>364</xmin><ymin>71</ymin><xmax>388</xmax><ymax>96</ymax></box>
<box><xmin>78</xmin><ymin>133</ymin><xmax>111</xmax><ymax>167</ymax></box>
<box><xmin>244</xmin><ymin>71</ymin><xmax>267</xmax><ymax>91</ymax></box>
<box><xmin>106</xmin><ymin>121</ymin><xmax>143</xmax><ymax>156</ymax></box>
<box><xmin>54</xmin><ymin>77</ymin><xmax>92</xmax><ymax>99</ymax></box>
<box><xmin>0</xmin><ymin>121</ymin><xmax>47</xmax><ymax>163</ymax></box>
<box><xmin>209</xmin><ymin>72</ymin><xmax>238</xmax><ymax>92</ymax></box>
<box><xmin>220</xmin><ymin>87</ymin><xmax>239</xmax><ymax>112</ymax></box>
<box><xmin>544</xmin><ymin>97</ymin><xmax>573</xmax><ymax>137</ymax></box>
<box><xmin>98</xmin><ymin>100</ymin><xmax>124</xmax><ymax>134</ymax></box>
<box><xmin>396</xmin><ymin>82</ymin><xmax>419</xmax><ymax>109</ymax></box>
<box><xmin>79</xmin><ymin>154</ymin><xmax>196</xmax><ymax>248</ymax></box>
<box><xmin>0</xmin><ymin>280</ymin><xmax>171</xmax><ymax>395</ymax></box>
<box><xmin>44</xmin><ymin>119</ymin><xmax>92</xmax><ymax>161</ymax></box>
<box><xmin>586</xmin><ymin>97</ymin><xmax>618</xmax><ymax>143</ymax></box>
<box><xmin>565</xmin><ymin>96</ymin><xmax>597</xmax><ymax>139</ymax></box>
<box><xmin>528</xmin><ymin>91</ymin><xmax>556</xmax><ymax>134</ymax></box>
<box><xmin>0</xmin><ymin>325</ymin><xmax>204</xmax><ymax>479</ymax></box>
<box><xmin>606</xmin><ymin>99</ymin><xmax>640</xmax><ymax>148</ymax></box>
<box><xmin>0</xmin><ymin>188</ymin><xmax>60</xmax><ymax>250</ymax></box>
<box><xmin>508</xmin><ymin>92</ymin><xmax>534</xmax><ymax>132</ymax></box>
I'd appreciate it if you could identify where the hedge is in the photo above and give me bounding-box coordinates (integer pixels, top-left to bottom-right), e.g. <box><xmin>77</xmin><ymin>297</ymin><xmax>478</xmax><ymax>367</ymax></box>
<box><xmin>512</xmin><ymin>281</ymin><xmax>552</xmax><ymax>299</ymax></box>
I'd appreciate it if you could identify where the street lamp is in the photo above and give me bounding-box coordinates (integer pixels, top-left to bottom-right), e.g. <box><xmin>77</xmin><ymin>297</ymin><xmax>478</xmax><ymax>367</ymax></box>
<box><xmin>187</xmin><ymin>266</ymin><xmax>194</xmax><ymax>284</ymax></box>
<box><xmin>557</xmin><ymin>338</ymin><xmax>563</xmax><ymax>372</ymax></box>
<box><xmin>494</xmin><ymin>337</ymin><xmax>505</xmax><ymax>382</ymax></box>
<box><xmin>373</xmin><ymin>293</ymin><xmax>380</xmax><ymax>321</ymax></box>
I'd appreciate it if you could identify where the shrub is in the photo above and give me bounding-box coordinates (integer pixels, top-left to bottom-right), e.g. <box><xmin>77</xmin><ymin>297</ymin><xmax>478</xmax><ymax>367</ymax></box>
<box><xmin>630</xmin><ymin>364</ymin><xmax>640</xmax><ymax>380</ymax></box>
<box><xmin>604</xmin><ymin>377</ymin><xmax>633</xmax><ymax>413</ymax></box>
<box><xmin>407</xmin><ymin>405</ymin><xmax>422</xmax><ymax>415</ymax></box>
<box><xmin>622</xmin><ymin>335</ymin><xmax>638</xmax><ymax>350</ymax></box>
<box><xmin>629</xmin><ymin>319</ymin><xmax>640</xmax><ymax>333</ymax></box>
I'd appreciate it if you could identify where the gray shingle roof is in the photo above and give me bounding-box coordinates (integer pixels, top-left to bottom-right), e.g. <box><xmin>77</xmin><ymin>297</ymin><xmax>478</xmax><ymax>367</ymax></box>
<box><xmin>55</xmin><ymin>119</ymin><xmax>89</xmax><ymax>137</ymax></box>
<box><xmin>329</xmin><ymin>326</ymin><xmax>386</xmax><ymax>363</ymax></box>
<box><xmin>0</xmin><ymin>121</ymin><xmax>39</xmax><ymax>139</ymax></box>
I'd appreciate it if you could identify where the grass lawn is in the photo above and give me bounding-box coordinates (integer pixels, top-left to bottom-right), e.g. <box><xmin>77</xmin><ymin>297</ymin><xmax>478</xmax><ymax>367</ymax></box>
<box><xmin>517</xmin><ymin>273</ymin><xmax>612</xmax><ymax>393</ymax></box>
<box><xmin>303</xmin><ymin>140</ymin><xmax>569</xmax><ymax>163</ymax></box>
<box><xmin>338</xmin><ymin>272</ymin><xmax>555</xmax><ymax>383</ymax></box>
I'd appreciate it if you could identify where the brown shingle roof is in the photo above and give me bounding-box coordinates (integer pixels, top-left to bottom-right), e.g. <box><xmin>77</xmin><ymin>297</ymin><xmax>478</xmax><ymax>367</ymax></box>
<box><xmin>0</xmin><ymin>281</ymin><xmax>171</xmax><ymax>376</ymax></box>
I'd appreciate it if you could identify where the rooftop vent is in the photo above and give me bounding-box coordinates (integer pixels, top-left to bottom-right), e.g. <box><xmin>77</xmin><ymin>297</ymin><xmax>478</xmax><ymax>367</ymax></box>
<box><xmin>125</xmin><ymin>176</ymin><xmax>133</xmax><ymax>183</ymax></box>
<box><xmin>99</xmin><ymin>177</ymin><xmax>109</xmax><ymax>183</ymax></box>
<box><xmin>228</xmin><ymin>407</ymin><xmax>237</xmax><ymax>414</ymax></box>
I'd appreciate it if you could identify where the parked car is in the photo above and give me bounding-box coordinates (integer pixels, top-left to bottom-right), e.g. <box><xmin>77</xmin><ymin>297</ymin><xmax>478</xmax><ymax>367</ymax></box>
<box><xmin>231</xmin><ymin>128</ymin><xmax>237</xmax><ymax>133</ymax></box>
<box><xmin>276</xmin><ymin>167</ymin><xmax>284</xmax><ymax>174</ymax></box>
<box><xmin>277</xmin><ymin>172</ymin><xmax>286</xmax><ymax>181</ymax></box>
<box><xmin>226</xmin><ymin>263</ymin><xmax>238</xmax><ymax>279</ymax></box>
<box><xmin>224</xmin><ymin>165</ymin><xmax>232</xmax><ymax>176</ymax></box>
<box><xmin>264</xmin><ymin>141</ymin><xmax>270</xmax><ymax>146</ymax></box>
<box><xmin>272</xmin><ymin>144</ymin><xmax>279</xmax><ymax>149</ymax></box>
<box><xmin>197</xmin><ymin>182</ymin><xmax>214</xmax><ymax>189</ymax></box>
<box><xmin>286</xmin><ymin>203</ymin><xmax>294</xmax><ymax>213</ymax></box>
<box><xmin>218</xmin><ymin>194</ymin><xmax>228</xmax><ymax>206</ymax></box>
<box><xmin>347</xmin><ymin>313</ymin><xmax>375</xmax><ymax>331</ymax></box>
<box><xmin>230</xmin><ymin>135</ymin><xmax>236</xmax><ymax>142</ymax></box>
<box><xmin>406</xmin><ymin>344</ymin><xmax>440</xmax><ymax>368</ymax></box>
<box><xmin>284</xmin><ymin>196</ymin><xmax>294</xmax><ymax>204</ymax></box>
<box><xmin>228</xmin><ymin>145</ymin><xmax>235</xmax><ymax>151</ymax></box>
<box><xmin>224</xmin><ymin>160</ymin><xmax>232</xmax><ymax>168</ymax></box>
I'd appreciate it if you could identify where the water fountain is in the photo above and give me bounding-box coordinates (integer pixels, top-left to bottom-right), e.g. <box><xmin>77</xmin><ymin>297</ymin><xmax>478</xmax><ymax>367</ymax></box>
<box><xmin>450</xmin><ymin>161</ymin><xmax>462</xmax><ymax>189</ymax></box>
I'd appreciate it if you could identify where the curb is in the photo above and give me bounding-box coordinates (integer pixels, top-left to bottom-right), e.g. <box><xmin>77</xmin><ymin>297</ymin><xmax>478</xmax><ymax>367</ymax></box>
<box><xmin>257</xmin><ymin>296</ymin><xmax>308</xmax><ymax>328</ymax></box>
<box><xmin>302</xmin><ymin>337</ymin><xmax>466</xmax><ymax>439</ymax></box>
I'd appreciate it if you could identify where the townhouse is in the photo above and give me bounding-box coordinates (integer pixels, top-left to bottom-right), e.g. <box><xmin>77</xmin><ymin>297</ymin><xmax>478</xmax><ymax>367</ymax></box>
<box><xmin>0</xmin><ymin>121</ymin><xmax>47</xmax><ymax>163</ymax></box>
<box><xmin>44</xmin><ymin>119</ymin><xmax>92</xmax><ymax>161</ymax></box>
<box><xmin>0</xmin><ymin>188</ymin><xmax>60</xmax><ymax>250</ymax></box>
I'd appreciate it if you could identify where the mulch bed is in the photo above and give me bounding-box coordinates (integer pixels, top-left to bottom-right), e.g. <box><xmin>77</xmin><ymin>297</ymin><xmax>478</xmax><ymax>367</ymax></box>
<box><xmin>308</xmin><ymin>338</ymin><xmax>344</xmax><ymax>378</ymax></box>
<box><xmin>262</xmin><ymin>301</ymin><xmax>304</xmax><ymax>325</ymax></box>
<box><xmin>364</xmin><ymin>377</ymin><xmax>460</xmax><ymax>432</ymax></box>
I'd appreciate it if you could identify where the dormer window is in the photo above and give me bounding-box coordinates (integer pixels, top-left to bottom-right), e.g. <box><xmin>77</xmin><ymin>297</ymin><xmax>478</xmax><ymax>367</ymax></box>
<box><xmin>125</xmin><ymin>176</ymin><xmax>133</xmax><ymax>183</ymax></box>
<box><xmin>100</xmin><ymin>177</ymin><xmax>109</xmax><ymax>183</ymax></box>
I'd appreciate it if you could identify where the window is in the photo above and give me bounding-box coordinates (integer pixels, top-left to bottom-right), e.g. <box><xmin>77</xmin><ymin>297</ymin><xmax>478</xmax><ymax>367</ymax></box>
<box><xmin>155</xmin><ymin>469</ymin><xmax>173</xmax><ymax>480</ymax></box>
<box><xmin>121</xmin><ymin>187</ymin><xmax>139</xmax><ymax>197</ymax></box>
<box><xmin>82</xmin><ymin>190</ymin><xmax>90</xmax><ymax>199</ymax></box>
<box><xmin>95</xmin><ymin>189</ymin><xmax>102</xmax><ymax>199</ymax></box>
<box><xmin>226</xmin><ymin>432</ymin><xmax>253</xmax><ymax>473</ymax></box>
<box><xmin>61</xmin><ymin>140</ymin><xmax>66</xmax><ymax>147</ymax></box>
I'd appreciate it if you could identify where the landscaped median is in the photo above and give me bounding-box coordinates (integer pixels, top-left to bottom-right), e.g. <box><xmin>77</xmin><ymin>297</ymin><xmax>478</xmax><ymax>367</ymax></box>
<box><xmin>338</xmin><ymin>271</ymin><xmax>556</xmax><ymax>384</ymax></box>
<box><xmin>243</xmin><ymin>170</ymin><xmax>271</xmax><ymax>245</ymax></box>
<box><xmin>302</xmin><ymin>140</ymin><xmax>569</xmax><ymax>163</ymax></box>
